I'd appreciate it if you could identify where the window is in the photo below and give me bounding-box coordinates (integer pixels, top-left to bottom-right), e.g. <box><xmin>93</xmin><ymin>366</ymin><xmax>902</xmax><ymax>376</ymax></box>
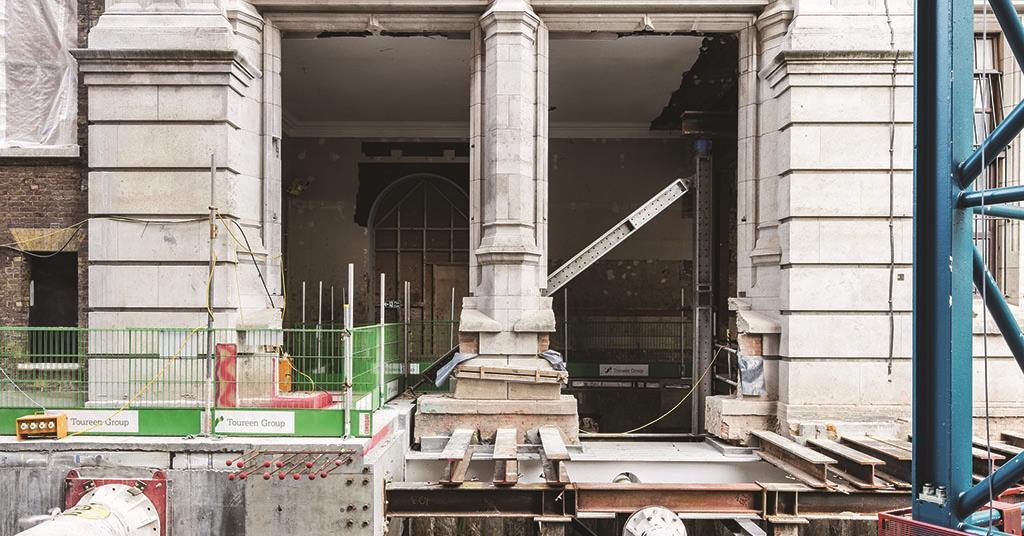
<box><xmin>0</xmin><ymin>0</ymin><xmax>78</xmax><ymax>155</ymax></box>
<box><xmin>973</xmin><ymin>35</ymin><xmax>1012</xmax><ymax>293</ymax></box>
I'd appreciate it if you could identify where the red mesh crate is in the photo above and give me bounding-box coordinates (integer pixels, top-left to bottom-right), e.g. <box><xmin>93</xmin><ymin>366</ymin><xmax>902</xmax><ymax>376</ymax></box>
<box><xmin>878</xmin><ymin>509</ymin><xmax>968</xmax><ymax>536</ymax></box>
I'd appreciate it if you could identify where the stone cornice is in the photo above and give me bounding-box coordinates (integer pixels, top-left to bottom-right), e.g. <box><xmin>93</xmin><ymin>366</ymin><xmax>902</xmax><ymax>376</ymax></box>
<box><xmin>71</xmin><ymin>48</ymin><xmax>237</xmax><ymax>62</ymax></box>
<box><xmin>761</xmin><ymin>49</ymin><xmax>913</xmax><ymax>90</ymax></box>
<box><xmin>754</xmin><ymin>0</ymin><xmax>792</xmax><ymax>41</ymax></box>
<box><xmin>248</xmin><ymin>0</ymin><xmax>767</xmax><ymax>14</ymax></box>
<box><xmin>72</xmin><ymin>48</ymin><xmax>260</xmax><ymax>82</ymax></box>
<box><xmin>72</xmin><ymin>48</ymin><xmax>261</xmax><ymax>95</ymax></box>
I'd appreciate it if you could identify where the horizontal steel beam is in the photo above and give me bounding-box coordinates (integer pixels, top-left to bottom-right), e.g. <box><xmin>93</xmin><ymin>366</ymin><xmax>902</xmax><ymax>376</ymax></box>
<box><xmin>386</xmin><ymin>483</ymin><xmax>572</xmax><ymax>518</ymax></box>
<box><xmin>959</xmin><ymin>185</ymin><xmax>1024</xmax><ymax>208</ymax></box>
<box><xmin>385</xmin><ymin>482</ymin><xmax>910</xmax><ymax>520</ymax></box>
<box><xmin>573</xmin><ymin>483</ymin><xmax>763</xmax><ymax>515</ymax></box>
<box><xmin>974</xmin><ymin>205</ymin><xmax>1024</xmax><ymax>220</ymax></box>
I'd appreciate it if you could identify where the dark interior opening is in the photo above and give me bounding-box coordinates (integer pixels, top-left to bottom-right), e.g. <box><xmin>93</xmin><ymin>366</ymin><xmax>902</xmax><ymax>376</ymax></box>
<box><xmin>28</xmin><ymin>252</ymin><xmax>78</xmax><ymax>328</ymax></box>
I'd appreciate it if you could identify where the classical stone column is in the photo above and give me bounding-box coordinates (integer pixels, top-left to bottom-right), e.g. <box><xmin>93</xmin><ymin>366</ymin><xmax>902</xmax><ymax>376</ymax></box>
<box><xmin>75</xmin><ymin>0</ymin><xmax>282</xmax><ymax>330</ymax></box>
<box><xmin>460</xmin><ymin>0</ymin><xmax>555</xmax><ymax>361</ymax></box>
<box><xmin>416</xmin><ymin>0</ymin><xmax>578</xmax><ymax>439</ymax></box>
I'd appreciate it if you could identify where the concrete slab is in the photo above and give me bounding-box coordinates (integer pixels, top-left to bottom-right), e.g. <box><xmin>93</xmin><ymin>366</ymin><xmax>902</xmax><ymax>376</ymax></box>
<box><xmin>414</xmin><ymin>394</ymin><xmax>579</xmax><ymax>445</ymax></box>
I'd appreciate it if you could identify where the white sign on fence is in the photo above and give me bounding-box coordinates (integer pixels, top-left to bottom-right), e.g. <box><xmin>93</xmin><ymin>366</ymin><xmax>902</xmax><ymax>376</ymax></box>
<box><xmin>215</xmin><ymin>410</ymin><xmax>295</xmax><ymax>434</ymax></box>
<box><xmin>599</xmin><ymin>364</ymin><xmax>649</xmax><ymax>377</ymax></box>
<box><xmin>53</xmin><ymin>410</ymin><xmax>140</xmax><ymax>433</ymax></box>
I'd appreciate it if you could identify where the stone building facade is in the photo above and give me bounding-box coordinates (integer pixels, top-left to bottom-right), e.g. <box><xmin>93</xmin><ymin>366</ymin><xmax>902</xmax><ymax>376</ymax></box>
<box><xmin>2</xmin><ymin>0</ymin><xmax>1023</xmax><ymax>439</ymax></box>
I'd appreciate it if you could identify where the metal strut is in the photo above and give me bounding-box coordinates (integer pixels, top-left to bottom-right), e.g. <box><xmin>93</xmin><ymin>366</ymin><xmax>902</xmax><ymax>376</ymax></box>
<box><xmin>916</xmin><ymin>0</ymin><xmax>1024</xmax><ymax>528</ymax></box>
<box><xmin>545</xmin><ymin>178</ymin><xmax>690</xmax><ymax>296</ymax></box>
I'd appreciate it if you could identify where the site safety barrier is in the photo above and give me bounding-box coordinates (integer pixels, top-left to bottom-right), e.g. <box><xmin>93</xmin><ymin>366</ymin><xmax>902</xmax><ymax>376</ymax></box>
<box><xmin>0</xmin><ymin>325</ymin><xmax>404</xmax><ymax>437</ymax></box>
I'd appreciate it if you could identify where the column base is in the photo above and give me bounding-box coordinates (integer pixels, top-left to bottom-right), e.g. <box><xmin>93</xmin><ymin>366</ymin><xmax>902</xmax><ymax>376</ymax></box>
<box><xmin>414</xmin><ymin>393</ymin><xmax>580</xmax><ymax>445</ymax></box>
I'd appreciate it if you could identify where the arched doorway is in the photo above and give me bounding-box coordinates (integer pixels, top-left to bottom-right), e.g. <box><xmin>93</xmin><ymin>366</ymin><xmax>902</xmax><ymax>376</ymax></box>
<box><xmin>367</xmin><ymin>173</ymin><xmax>469</xmax><ymax>329</ymax></box>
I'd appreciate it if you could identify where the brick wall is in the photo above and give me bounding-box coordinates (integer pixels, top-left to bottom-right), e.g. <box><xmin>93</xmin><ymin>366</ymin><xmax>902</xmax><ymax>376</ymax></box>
<box><xmin>0</xmin><ymin>164</ymin><xmax>88</xmax><ymax>326</ymax></box>
<box><xmin>0</xmin><ymin>0</ymin><xmax>102</xmax><ymax>327</ymax></box>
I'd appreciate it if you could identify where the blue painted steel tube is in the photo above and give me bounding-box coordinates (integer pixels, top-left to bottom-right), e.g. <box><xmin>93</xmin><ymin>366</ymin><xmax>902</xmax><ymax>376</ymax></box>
<box><xmin>959</xmin><ymin>104</ymin><xmax>1024</xmax><ymax>188</ymax></box>
<box><xmin>962</xmin><ymin>509</ymin><xmax>1001</xmax><ymax>527</ymax></box>
<box><xmin>975</xmin><ymin>205</ymin><xmax>1024</xmax><ymax>220</ymax></box>
<box><xmin>972</xmin><ymin>246</ymin><xmax>1024</xmax><ymax>373</ymax></box>
<box><xmin>959</xmin><ymin>450</ymin><xmax>1024</xmax><ymax>519</ymax></box>
<box><xmin>991</xmin><ymin>0</ymin><xmax>1024</xmax><ymax>69</ymax></box>
<box><xmin>960</xmin><ymin>185</ymin><xmax>1024</xmax><ymax>207</ymax></box>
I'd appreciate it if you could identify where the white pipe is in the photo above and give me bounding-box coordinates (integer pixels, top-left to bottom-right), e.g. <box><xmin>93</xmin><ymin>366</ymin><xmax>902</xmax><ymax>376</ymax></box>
<box><xmin>17</xmin><ymin>484</ymin><xmax>160</xmax><ymax>536</ymax></box>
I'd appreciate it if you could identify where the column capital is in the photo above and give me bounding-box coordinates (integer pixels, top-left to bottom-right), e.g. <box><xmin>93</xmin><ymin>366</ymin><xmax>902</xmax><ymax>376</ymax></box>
<box><xmin>480</xmin><ymin>0</ymin><xmax>540</xmax><ymax>34</ymax></box>
<box><xmin>90</xmin><ymin>0</ymin><xmax>236</xmax><ymax>50</ymax></box>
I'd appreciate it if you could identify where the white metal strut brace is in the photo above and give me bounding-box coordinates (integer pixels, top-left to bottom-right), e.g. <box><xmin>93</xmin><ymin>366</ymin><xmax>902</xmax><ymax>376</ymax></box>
<box><xmin>545</xmin><ymin>178</ymin><xmax>691</xmax><ymax>296</ymax></box>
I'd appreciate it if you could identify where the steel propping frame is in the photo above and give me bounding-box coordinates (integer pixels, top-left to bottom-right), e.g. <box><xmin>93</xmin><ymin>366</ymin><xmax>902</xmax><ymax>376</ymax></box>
<box><xmin>915</xmin><ymin>0</ymin><xmax>1024</xmax><ymax>528</ymax></box>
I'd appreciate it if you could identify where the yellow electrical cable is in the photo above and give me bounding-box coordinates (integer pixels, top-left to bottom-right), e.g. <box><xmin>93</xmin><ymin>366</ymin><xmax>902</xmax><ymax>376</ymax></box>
<box><xmin>0</xmin><ymin>219</ymin><xmax>89</xmax><ymax>249</ymax></box>
<box><xmin>64</xmin><ymin>223</ymin><xmax>219</xmax><ymax>439</ymax></box>
<box><xmin>216</xmin><ymin>214</ymin><xmax>282</xmax><ymax>321</ymax></box>
<box><xmin>291</xmin><ymin>366</ymin><xmax>320</xmax><ymax>392</ymax></box>
<box><xmin>2</xmin><ymin>216</ymin><xmax>206</xmax><ymax>250</ymax></box>
<box><xmin>206</xmin><ymin>251</ymin><xmax>217</xmax><ymax>320</ymax></box>
<box><xmin>65</xmin><ymin>326</ymin><xmax>205</xmax><ymax>438</ymax></box>
<box><xmin>587</xmin><ymin>346</ymin><xmax>724</xmax><ymax>435</ymax></box>
<box><xmin>232</xmin><ymin>253</ymin><xmax>245</xmax><ymax>325</ymax></box>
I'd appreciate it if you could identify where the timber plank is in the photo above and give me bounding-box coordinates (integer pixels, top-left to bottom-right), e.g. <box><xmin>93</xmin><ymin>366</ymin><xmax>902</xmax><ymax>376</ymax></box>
<box><xmin>539</xmin><ymin>426</ymin><xmax>570</xmax><ymax>461</ymax></box>
<box><xmin>493</xmin><ymin>428</ymin><xmax>518</xmax><ymax>460</ymax></box>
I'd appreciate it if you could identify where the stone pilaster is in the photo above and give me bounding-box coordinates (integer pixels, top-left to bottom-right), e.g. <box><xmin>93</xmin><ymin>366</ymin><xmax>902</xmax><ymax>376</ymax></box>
<box><xmin>461</xmin><ymin>0</ymin><xmax>554</xmax><ymax>357</ymax></box>
<box><xmin>75</xmin><ymin>0</ymin><xmax>282</xmax><ymax>330</ymax></box>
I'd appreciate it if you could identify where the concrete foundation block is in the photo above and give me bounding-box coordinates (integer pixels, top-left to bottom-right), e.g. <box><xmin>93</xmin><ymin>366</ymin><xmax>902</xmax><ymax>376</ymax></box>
<box><xmin>480</xmin><ymin>331</ymin><xmax>541</xmax><ymax>356</ymax></box>
<box><xmin>507</xmin><ymin>381</ymin><xmax>561</xmax><ymax>400</ymax></box>
<box><xmin>705</xmin><ymin>395</ymin><xmax>777</xmax><ymax>445</ymax></box>
<box><xmin>415</xmin><ymin>394</ymin><xmax>579</xmax><ymax>445</ymax></box>
<box><xmin>507</xmin><ymin>356</ymin><xmax>555</xmax><ymax>371</ymax></box>
<box><xmin>453</xmin><ymin>377</ymin><xmax>508</xmax><ymax>400</ymax></box>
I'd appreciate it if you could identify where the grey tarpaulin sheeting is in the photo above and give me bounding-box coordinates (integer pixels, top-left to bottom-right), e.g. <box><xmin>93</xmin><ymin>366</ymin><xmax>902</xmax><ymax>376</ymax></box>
<box><xmin>1</xmin><ymin>0</ymin><xmax>77</xmax><ymax>148</ymax></box>
<box><xmin>435</xmin><ymin>352</ymin><xmax>478</xmax><ymax>387</ymax></box>
<box><xmin>738</xmin><ymin>351</ymin><xmax>766</xmax><ymax>396</ymax></box>
<box><xmin>538</xmin><ymin>349</ymin><xmax>567</xmax><ymax>371</ymax></box>
<box><xmin>434</xmin><ymin>350</ymin><xmax>567</xmax><ymax>387</ymax></box>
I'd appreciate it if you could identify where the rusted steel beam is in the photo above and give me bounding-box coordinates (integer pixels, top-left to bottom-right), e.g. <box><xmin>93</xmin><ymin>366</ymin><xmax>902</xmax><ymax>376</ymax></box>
<box><xmin>751</xmin><ymin>431</ymin><xmax>836</xmax><ymax>488</ymax></box>
<box><xmin>440</xmin><ymin>428</ymin><xmax>476</xmax><ymax>487</ymax></box>
<box><xmin>807</xmin><ymin>438</ymin><xmax>885</xmax><ymax>489</ymax></box>
<box><xmin>842</xmin><ymin>436</ymin><xmax>913</xmax><ymax>483</ymax></box>
<box><xmin>974</xmin><ymin>437</ymin><xmax>1024</xmax><ymax>458</ymax></box>
<box><xmin>493</xmin><ymin>459</ymin><xmax>519</xmax><ymax>487</ymax></box>
<box><xmin>573</xmin><ymin>483</ymin><xmax>764</xmax><ymax>515</ymax></box>
<box><xmin>972</xmin><ymin>447</ymin><xmax>1007</xmax><ymax>476</ymax></box>
<box><xmin>1003</xmin><ymin>431</ymin><xmax>1024</xmax><ymax>449</ymax></box>
<box><xmin>386</xmin><ymin>483</ymin><xmax>573</xmax><ymax>518</ymax></box>
<box><xmin>385</xmin><ymin>482</ymin><xmax>911</xmax><ymax>520</ymax></box>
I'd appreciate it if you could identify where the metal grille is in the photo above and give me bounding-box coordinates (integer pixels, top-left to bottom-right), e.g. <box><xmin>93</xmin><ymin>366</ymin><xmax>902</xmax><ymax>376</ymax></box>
<box><xmin>550</xmin><ymin>319</ymin><xmax>688</xmax><ymax>374</ymax></box>
<box><xmin>0</xmin><ymin>325</ymin><xmax>404</xmax><ymax>411</ymax></box>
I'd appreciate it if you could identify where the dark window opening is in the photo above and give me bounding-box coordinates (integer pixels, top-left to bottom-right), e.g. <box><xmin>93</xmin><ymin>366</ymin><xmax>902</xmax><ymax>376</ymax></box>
<box><xmin>29</xmin><ymin>252</ymin><xmax>78</xmax><ymax>328</ymax></box>
<box><xmin>27</xmin><ymin>252</ymin><xmax>78</xmax><ymax>364</ymax></box>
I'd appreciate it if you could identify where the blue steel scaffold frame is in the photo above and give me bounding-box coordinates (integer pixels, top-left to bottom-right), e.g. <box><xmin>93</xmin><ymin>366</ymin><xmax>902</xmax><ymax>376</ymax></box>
<box><xmin>915</xmin><ymin>0</ymin><xmax>1024</xmax><ymax>529</ymax></box>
